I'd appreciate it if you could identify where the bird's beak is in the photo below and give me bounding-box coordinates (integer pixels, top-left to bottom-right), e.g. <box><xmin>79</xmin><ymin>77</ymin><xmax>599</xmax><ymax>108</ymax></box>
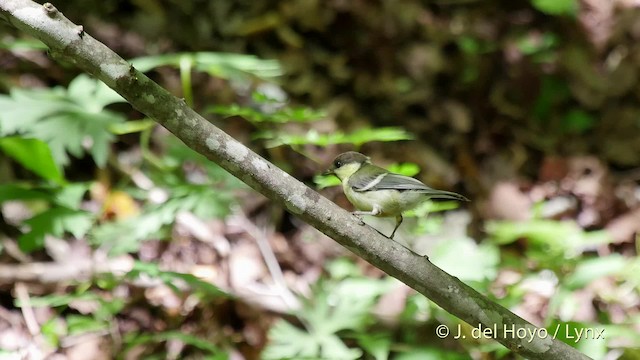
<box><xmin>322</xmin><ymin>167</ymin><xmax>335</xmax><ymax>176</ymax></box>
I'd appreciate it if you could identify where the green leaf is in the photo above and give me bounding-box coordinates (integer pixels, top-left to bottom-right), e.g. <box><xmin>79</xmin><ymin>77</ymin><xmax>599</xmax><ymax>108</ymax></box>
<box><xmin>356</xmin><ymin>332</ymin><xmax>391</xmax><ymax>360</ymax></box>
<box><xmin>19</xmin><ymin>207</ymin><xmax>94</xmax><ymax>252</ymax></box>
<box><xmin>0</xmin><ymin>184</ymin><xmax>52</xmax><ymax>203</ymax></box>
<box><xmin>257</xmin><ymin>127</ymin><xmax>414</xmax><ymax>148</ymax></box>
<box><xmin>387</xmin><ymin>162</ymin><xmax>420</xmax><ymax>177</ymax></box>
<box><xmin>123</xmin><ymin>330</ymin><xmax>225</xmax><ymax>357</ymax></box>
<box><xmin>0</xmin><ymin>75</ymin><xmax>126</xmax><ymax>168</ymax></box>
<box><xmin>131</xmin><ymin>52</ymin><xmax>282</xmax><ymax>81</ymax></box>
<box><xmin>53</xmin><ymin>183</ymin><xmax>89</xmax><ymax>210</ymax></box>
<box><xmin>430</xmin><ymin>237</ymin><xmax>499</xmax><ymax>282</ymax></box>
<box><xmin>314</xmin><ymin>173</ymin><xmax>341</xmax><ymax>189</ymax></box>
<box><xmin>487</xmin><ymin>220</ymin><xmax>613</xmax><ymax>264</ymax></box>
<box><xmin>564</xmin><ymin>255</ymin><xmax>628</xmax><ymax>289</ymax></box>
<box><xmin>108</xmin><ymin>119</ymin><xmax>156</xmax><ymax>135</ymax></box>
<box><xmin>66</xmin><ymin>315</ymin><xmax>109</xmax><ymax>336</ymax></box>
<box><xmin>264</xmin><ymin>277</ymin><xmax>393</xmax><ymax>360</ymax></box>
<box><xmin>0</xmin><ymin>38</ymin><xmax>48</xmax><ymax>51</ymax></box>
<box><xmin>0</xmin><ymin>137</ymin><xmax>63</xmax><ymax>183</ymax></box>
<box><xmin>67</xmin><ymin>74</ymin><xmax>125</xmax><ymax>111</ymax></box>
<box><xmin>129</xmin><ymin>261</ymin><xmax>230</xmax><ymax>298</ymax></box>
<box><xmin>16</xmin><ymin>292</ymin><xmax>101</xmax><ymax>308</ymax></box>
<box><xmin>208</xmin><ymin>103</ymin><xmax>325</xmax><ymax>123</ymax></box>
<box><xmin>562</xmin><ymin>109</ymin><xmax>595</xmax><ymax>134</ymax></box>
<box><xmin>40</xmin><ymin>318</ymin><xmax>66</xmax><ymax>348</ymax></box>
<box><xmin>264</xmin><ymin>320</ymin><xmax>362</xmax><ymax>360</ymax></box>
<box><xmin>516</xmin><ymin>32</ymin><xmax>559</xmax><ymax>56</ymax></box>
<box><xmin>531</xmin><ymin>0</ymin><xmax>577</xmax><ymax>15</ymax></box>
<box><xmin>395</xmin><ymin>347</ymin><xmax>471</xmax><ymax>360</ymax></box>
<box><xmin>92</xmin><ymin>185</ymin><xmax>235</xmax><ymax>254</ymax></box>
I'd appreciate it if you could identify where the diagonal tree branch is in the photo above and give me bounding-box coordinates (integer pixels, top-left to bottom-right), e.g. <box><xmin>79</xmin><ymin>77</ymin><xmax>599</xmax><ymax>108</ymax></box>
<box><xmin>0</xmin><ymin>1</ymin><xmax>590</xmax><ymax>358</ymax></box>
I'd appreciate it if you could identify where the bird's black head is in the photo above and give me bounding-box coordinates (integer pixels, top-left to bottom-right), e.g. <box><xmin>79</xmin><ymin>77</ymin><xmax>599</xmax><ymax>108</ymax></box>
<box><xmin>323</xmin><ymin>151</ymin><xmax>370</xmax><ymax>177</ymax></box>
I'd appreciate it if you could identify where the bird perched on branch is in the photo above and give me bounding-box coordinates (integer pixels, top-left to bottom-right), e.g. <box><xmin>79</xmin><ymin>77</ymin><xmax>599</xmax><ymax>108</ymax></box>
<box><xmin>324</xmin><ymin>151</ymin><xmax>468</xmax><ymax>239</ymax></box>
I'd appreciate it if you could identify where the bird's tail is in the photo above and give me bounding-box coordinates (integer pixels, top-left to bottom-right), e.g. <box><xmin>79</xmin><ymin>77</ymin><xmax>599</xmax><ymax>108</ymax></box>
<box><xmin>421</xmin><ymin>189</ymin><xmax>469</xmax><ymax>202</ymax></box>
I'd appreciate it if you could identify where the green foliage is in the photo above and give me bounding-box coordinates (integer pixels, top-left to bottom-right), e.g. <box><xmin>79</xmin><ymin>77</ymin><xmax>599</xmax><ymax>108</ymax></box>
<box><xmin>0</xmin><ymin>183</ymin><xmax>53</xmax><ymax>203</ymax></box>
<box><xmin>0</xmin><ymin>183</ymin><xmax>93</xmax><ymax>252</ymax></box>
<box><xmin>123</xmin><ymin>331</ymin><xmax>227</xmax><ymax>359</ymax></box>
<box><xmin>0</xmin><ymin>137</ymin><xmax>63</xmax><ymax>183</ymax></box>
<box><xmin>17</xmin><ymin>290</ymin><xmax>125</xmax><ymax>346</ymax></box>
<box><xmin>531</xmin><ymin>0</ymin><xmax>577</xmax><ymax>16</ymax></box>
<box><xmin>131</xmin><ymin>52</ymin><xmax>282</xmax><ymax>80</ymax></box>
<box><xmin>257</xmin><ymin>126</ymin><xmax>414</xmax><ymax>149</ymax></box>
<box><xmin>564</xmin><ymin>255</ymin><xmax>629</xmax><ymax>289</ymax></box>
<box><xmin>208</xmin><ymin>102</ymin><xmax>325</xmax><ymax>124</ymax></box>
<box><xmin>394</xmin><ymin>348</ymin><xmax>471</xmax><ymax>360</ymax></box>
<box><xmin>92</xmin><ymin>184</ymin><xmax>234</xmax><ymax>254</ymax></box>
<box><xmin>533</xmin><ymin>77</ymin><xmax>571</xmax><ymax>121</ymax></box>
<box><xmin>128</xmin><ymin>261</ymin><xmax>229</xmax><ymax>298</ymax></box>
<box><xmin>20</xmin><ymin>206</ymin><xmax>94</xmax><ymax>252</ymax></box>
<box><xmin>0</xmin><ymin>37</ymin><xmax>48</xmax><ymax>50</ymax></box>
<box><xmin>430</xmin><ymin>237</ymin><xmax>500</xmax><ymax>283</ymax></box>
<box><xmin>516</xmin><ymin>32</ymin><xmax>559</xmax><ymax>56</ymax></box>
<box><xmin>486</xmin><ymin>219</ymin><xmax>613</xmax><ymax>266</ymax></box>
<box><xmin>263</xmin><ymin>271</ymin><xmax>395</xmax><ymax>360</ymax></box>
<box><xmin>108</xmin><ymin>118</ymin><xmax>156</xmax><ymax>135</ymax></box>
<box><xmin>0</xmin><ymin>74</ymin><xmax>126</xmax><ymax>170</ymax></box>
<box><xmin>561</xmin><ymin>109</ymin><xmax>595</xmax><ymax>134</ymax></box>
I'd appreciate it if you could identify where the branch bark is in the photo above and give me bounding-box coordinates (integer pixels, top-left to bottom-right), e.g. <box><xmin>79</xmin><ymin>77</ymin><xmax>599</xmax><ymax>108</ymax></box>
<box><xmin>0</xmin><ymin>1</ymin><xmax>590</xmax><ymax>359</ymax></box>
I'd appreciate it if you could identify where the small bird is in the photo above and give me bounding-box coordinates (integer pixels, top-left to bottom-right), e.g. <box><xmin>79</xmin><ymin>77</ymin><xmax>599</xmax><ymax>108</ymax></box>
<box><xmin>324</xmin><ymin>151</ymin><xmax>468</xmax><ymax>239</ymax></box>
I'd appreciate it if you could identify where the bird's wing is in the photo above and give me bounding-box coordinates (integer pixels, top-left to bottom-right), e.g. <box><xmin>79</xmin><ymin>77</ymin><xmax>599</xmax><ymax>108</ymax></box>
<box><xmin>349</xmin><ymin>166</ymin><xmax>429</xmax><ymax>192</ymax></box>
<box><xmin>366</xmin><ymin>172</ymin><xmax>431</xmax><ymax>191</ymax></box>
<box><xmin>352</xmin><ymin>171</ymin><xmax>469</xmax><ymax>201</ymax></box>
<box><xmin>347</xmin><ymin>165</ymin><xmax>388</xmax><ymax>191</ymax></box>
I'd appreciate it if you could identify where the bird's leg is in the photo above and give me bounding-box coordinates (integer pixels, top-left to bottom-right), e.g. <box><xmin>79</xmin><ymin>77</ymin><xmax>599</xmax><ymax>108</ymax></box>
<box><xmin>352</xmin><ymin>206</ymin><xmax>382</xmax><ymax>226</ymax></box>
<box><xmin>389</xmin><ymin>215</ymin><xmax>403</xmax><ymax>239</ymax></box>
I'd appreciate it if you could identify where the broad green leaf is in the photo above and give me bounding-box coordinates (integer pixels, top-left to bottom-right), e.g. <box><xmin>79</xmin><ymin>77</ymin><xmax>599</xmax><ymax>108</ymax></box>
<box><xmin>66</xmin><ymin>315</ymin><xmax>109</xmax><ymax>336</ymax></box>
<box><xmin>16</xmin><ymin>292</ymin><xmax>102</xmax><ymax>308</ymax></box>
<box><xmin>264</xmin><ymin>277</ymin><xmax>392</xmax><ymax>360</ymax></box>
<box><xmin>92</xmin><ymin>184</ymin><xmax>235</xmax><ymax>254</ymax></box>
<box><xmin>314</xmin><ymin>173</ymin><xmax>341</xmax><ymax>189</ymax></box>
<box><xmin>0</xmin><ymin>137</ymin><xmax>63</xmax><ymax>183</ymax></box>
<box><xmin>67</xmin><ymin>74</ymin><xmax>125</xmax><ymax>111</ymax></box>
<box><xmin>0</xmin><ymin>38</ymin><xmax>48</xmax><ymax>50</ymax></box>
<box><xmin>108</xmin><ymin>119</ymin><xmax>155</xmax><ymax>135</ymax></box>
<box><xmin>0</xmin><ymin>184</ymin><xmax>52</xmax><ymax>203</ymax></box>
<box><xmin>129</xmin><ymin>261</ymin><xmax>229</xmax><ymax>298</ymax></box>
<box><xmin>395</xmin><ymin>347</ymin><xmax>470</xmax><ymax>360</ymax></box>
<box><xmin>131</xmin><ymin>52</ymin><xmax>282</xmax><ymax>80</ymax></box>
<box><xmin>356</xmin><ymin>332</ymin><xmax>391</xmax><ymax>360</ymax></box>
<box><xmin>0</xmin><ymin>76</ymin><xmax>126</xmax><ymax>168</ymax></box>
<box><xmin>257</xmin><ymin>127</ymin><xmax>414</xmax><ymax>148</ymax></box>
<box><xmin>531</xmin><ymin>0</ymin><xmax>577</xmax><ymax>15</ymax></box>
<box><xmin>487</xmin><ymin>220</ymin><xmax>613</xmax><ymax>264</ymax></box>
<box><xmin>387</xmin><ymin>162</ymin><xmax>420</xmax><ymax>177</ymax></box>
<box><xmin>19</xmin><ymin>207</ymin><xmax>94</xmax><ymax>252</ymax></box>
<box><xmin>430</xmin><ymin>237</ymin><xmax>499</xmax><ymax>282</ymax></box>
<box><xmin>264</xmin><ymin>320</ymin><xmax>362</xmax><ymax>360</ymax></box>
<box><xmin>208</xmin><ymin>103</ymin><xmax>325</xmax><ymax>123</ymax></box>
<box><xmin>123</xmin><ymin>331</ymin><xmax>225</xmax><ymax>357</ymax></box>
<box><xmin>516</xmin><ymin>32</ymin><xmax>559</xmax><ymax>55</ymax></box>
<box><xmin>53</xmin><ymin>183</ymin><xmax>89</xmax><ymax>210</ymax></box>
<box><xmin>564</xmin><ymin>255</ymin><xmax>628</xmax><ymax>289</ymax></box>
<box><xmin>562</xmin><ymin>109</ymin><xmax>595</xmax><ymax>134</ymax></box>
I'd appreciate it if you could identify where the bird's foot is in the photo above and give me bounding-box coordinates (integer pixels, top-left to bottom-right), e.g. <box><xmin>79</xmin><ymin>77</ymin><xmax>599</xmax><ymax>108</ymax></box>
<box><xmin>351</xmin><ymin>213</ymin><xmax>366</xmax><ymax>226</ymax></box>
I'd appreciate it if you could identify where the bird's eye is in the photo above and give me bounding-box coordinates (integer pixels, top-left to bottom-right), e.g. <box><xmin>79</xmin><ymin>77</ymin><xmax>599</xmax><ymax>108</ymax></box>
<box><xmin>334</xmin><ymin>160</ymin><xmax>342</xmax><ymax>168</ymax></box>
